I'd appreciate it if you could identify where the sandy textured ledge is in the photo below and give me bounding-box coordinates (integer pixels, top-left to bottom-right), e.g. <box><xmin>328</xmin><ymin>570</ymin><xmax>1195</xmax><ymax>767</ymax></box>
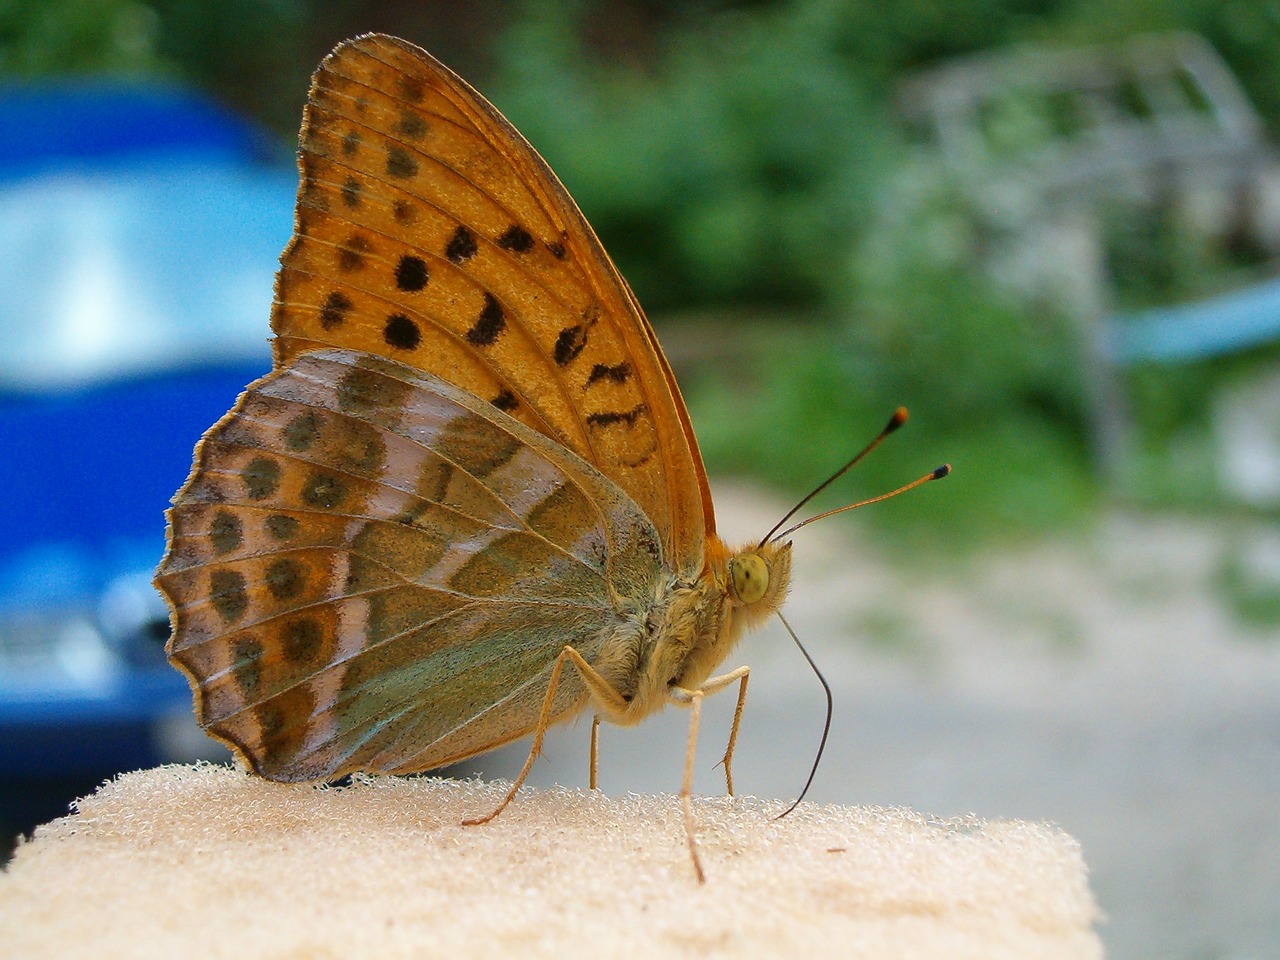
<box><xmin>0</xmin><ymin>763</ymin><xmax>1101</xmax><ymax>958</ymax></box>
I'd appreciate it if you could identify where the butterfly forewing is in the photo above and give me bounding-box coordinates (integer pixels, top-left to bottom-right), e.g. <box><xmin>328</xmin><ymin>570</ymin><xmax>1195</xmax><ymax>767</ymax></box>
<box><xmin>270</xmin><ymin>34</ymin><xmax>711</xmax><ymax>572</ymax></box>
<box><xmin>158</xmin><ymin>350</ymin><xmax>664</xmax><ymax>781</ymax></box>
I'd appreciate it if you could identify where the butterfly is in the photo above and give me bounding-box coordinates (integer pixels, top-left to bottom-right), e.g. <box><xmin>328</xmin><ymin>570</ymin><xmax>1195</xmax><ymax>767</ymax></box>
<box><xmin>155</xmin><ymin>33</ymin><xmax>945</xmax><ymax>882</ymax></box>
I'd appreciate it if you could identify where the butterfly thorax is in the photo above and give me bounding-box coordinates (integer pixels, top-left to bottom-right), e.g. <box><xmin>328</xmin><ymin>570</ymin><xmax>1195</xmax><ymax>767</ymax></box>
<box><xmin>608</xmin><ymin>538</ymin><xmax>792</xmax><ymax>727</ymax></box>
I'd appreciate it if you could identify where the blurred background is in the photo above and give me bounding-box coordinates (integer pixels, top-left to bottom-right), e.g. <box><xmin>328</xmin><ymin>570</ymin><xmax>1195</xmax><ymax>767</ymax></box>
<box><xmin>2</xmin><ymin>1</ymin><xmax>1278</xmax><ymax>957</ymax></box>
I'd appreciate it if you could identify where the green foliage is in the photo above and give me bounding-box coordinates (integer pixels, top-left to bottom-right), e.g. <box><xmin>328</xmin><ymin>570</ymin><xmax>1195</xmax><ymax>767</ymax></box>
<box><xmin>143</xmin><ymin>0</ymin><xmax>313</xmax><ymax>132</ymax></box>
<box><xmin>0</xmin><ymin>0</ymin><xmax>323</xmax><ymax>132</ymax></box>
<box><xmin>1102</xmin><ymin>200</ymin><xmax>1262</xmax><ymax>312</ymax></box>
<box><xmin>1216</xmin><ymin>529</ymin><xmax>1280</xmax><ymax>631</ymax></box>
<box><xmin>685</xmin><ymin>317</ymin><xmax>1096</xmax><ymax>548</ymax></box>
<box><xmin>852</xmin><ymin>159</ymin><xmax>1087</xmax><ymax>433</ymax></box>
<box><xmin>770</xmin><ymin>0</ymin><xmax>1074</xmax><ymax>83</ymax></box>
<box><xmin>490</xmin><ymin>3</ymin><xmax>890</xmax><ymax>312</ymax></box>
<box><xmin>1204</xmin><ymin>2</ymin><xmax>1280</xmax><ymax>132</ymax></box>
<box><xmin>0</xmin><ymin>0</ymin><xmax>165</xmax><ymax>75</ymax></box>
<box><xmin>1056</xmin><ymin>0</ymin><xmax>1280</xmax><ymax>132</ymax></box>
<box><xmin>485</xmin><ymin>4</ymin><xmax>1114</xmax><ymax>544</ymax></box>
<box><xmin>834</xmin><ymin>154</ymin><xmax>1097</xmax><ymax>541</ymax></box>
<box><xmin>7</xmin><ymin>0</ymin><xmax>1277</xmax><ymax>547</ymax></box>
<box><xmin>1122</xmin><ymin>343</ymin><xmax>1280</xmax><ymax>510</ymax></box>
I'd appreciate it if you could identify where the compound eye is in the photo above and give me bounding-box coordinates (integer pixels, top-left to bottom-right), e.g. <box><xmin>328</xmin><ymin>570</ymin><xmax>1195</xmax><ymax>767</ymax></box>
<box><xmin>729</xmin><ymin>554</ymin><xmax>769</xmax><ymax>604</ymax></box>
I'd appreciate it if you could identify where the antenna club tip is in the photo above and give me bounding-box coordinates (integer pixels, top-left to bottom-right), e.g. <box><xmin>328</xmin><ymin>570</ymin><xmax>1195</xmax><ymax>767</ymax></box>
<box><xmin>886</xmin><ymin>407</ymin><xmax>909</xmax><ymax>433</ymax></box>
<box><xmin>932</xmin><ymin>463</ymin><xmax>952</xmax><ymax>480</ymax></box>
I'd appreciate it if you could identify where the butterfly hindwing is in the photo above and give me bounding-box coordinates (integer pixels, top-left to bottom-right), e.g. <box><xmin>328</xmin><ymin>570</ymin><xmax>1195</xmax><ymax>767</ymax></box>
<box><xmin>158</xmin><ymin>350</ymin><xmax>664</xmax><ymax>780</ymax></box>
<box><xmin>269</xmin><ymin>34</ymin><xmax>712</xmax><ymax>573</ymax></box>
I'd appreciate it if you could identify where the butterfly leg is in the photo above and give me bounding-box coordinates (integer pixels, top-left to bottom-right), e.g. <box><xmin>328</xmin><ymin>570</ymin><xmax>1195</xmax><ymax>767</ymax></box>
<box><xmin>567</xmin><ymin>650</ymin><xmax>632</xmax><ymax>792</ymax></box>
<box><xmin>668</xmin><ymin>685</ymin><xmax>707</xmax><ymax>884</ymax></box>
<box><xmin>464</xmin><ymin>645</ymin><xmax>627</xmax><ymax>827</ymax></box>
<box><xmin>666</xmin><ymin>666</ymin><xmax>749</xmax><ymax>884</ymax></box>
<box><xmin>671</xmin><ymin>667</ymin><xmax>750</xmax><ymax>794</ymax></box>
<box><xmin>589</xmin><ymin>714</ymin><xmax>602</xmax><ymax>791</ymax></box>
<box><xmin>710</xmin><ymin>667</ymin><xmax>750</xmax><ymax>797</ymax></box>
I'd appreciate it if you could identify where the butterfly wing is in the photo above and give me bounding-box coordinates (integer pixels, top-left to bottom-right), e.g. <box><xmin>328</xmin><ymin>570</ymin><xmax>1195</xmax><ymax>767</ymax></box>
<box><xmin>271</xmin><ymin>33</ymin><xmax>712</xmax><ymax>573</ymax></box>
<box><xmin>157</xmin><ymin>350</ymin><xmax>663</xmax><ymax>780</ymax></box>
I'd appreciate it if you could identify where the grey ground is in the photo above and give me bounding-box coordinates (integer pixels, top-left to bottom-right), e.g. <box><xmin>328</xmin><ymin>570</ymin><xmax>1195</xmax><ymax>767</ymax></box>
<box><xmin>461</xmin><ymin>484</ymin><xmax>1280</xmax><ymax>960</ymax></box>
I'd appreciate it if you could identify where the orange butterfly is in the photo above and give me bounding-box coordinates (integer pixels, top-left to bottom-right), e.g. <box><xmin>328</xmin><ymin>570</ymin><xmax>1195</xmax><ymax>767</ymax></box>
<box><xmin>155</xmin><ymin>34</ymin><xmax>943</xmax><ymax>882</ymax></box>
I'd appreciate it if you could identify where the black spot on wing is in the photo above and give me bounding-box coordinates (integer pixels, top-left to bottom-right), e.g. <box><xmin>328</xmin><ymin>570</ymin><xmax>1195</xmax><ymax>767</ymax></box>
<box><xmin>491</xmin><ymin>389</ymin><xmax>518</xmax><ymax>412</ymax></box>
<box><xmin>302</xmin><ymin>470</ymin><xmax>347</xmax><ymax>510</ymax></box>
<box><xmin>337</xmin><ymin>363</ymin><xmax>410</xmax><ymax>430</ymax></box>
<box><xmin>395</xmin><ymin>255</ymin><xmax>428</xmax><ymax>292</ymax></box>
<box><xmin>397</xmin><ymin>110</ymin><xmax>427</xmax><ymax>139</ymax></box>
<box><xmin>320</xmin><ymin>291</ymin><xmax>352</xmax><ymax>330</ymax></box>
<box><xmin>586</xmin><ymin>404</ymin><xmax>647</xmax><ymax>430</ymax></box>
<box><xmin>209</xmin><ymin>510</ymin><xmax>242</xmax><ymax>555</ymax></box>
<box><xmin>384</xmin><ymin>314</ymin><xmax>421</xmax><ymax>350</ymax></box>
<box><xmin>283</xmin><ymin>411</ymin><xmax>321</xmax><ymax>452</ymax></box>
<box><xmin>392</xmin><ymin>200</ymin><xmax>416</xmax><ymax>225</ymax></box>
<box><xmin>231</xmin><ymin>636</ymin><xmax>262</xmax><ymax>695</ymax></box>
<box><xmin>497</xmin><ymin>224</ymin><xmax>534</xmax><ymax>253</ymax></box>
<box><xmin>465</xmin><ymin>294</ymin><xmax>504</xmax><ymax>347</ymax></box>
<box><xmin>242</xmin><ymin>457</ymin><xmax>281</xmax><ymax>500</ymax></box>
<box><xmin>266</xmin><ymin>514</ymin><xmax>300</xmax><ymax>541</ymax></box>
<box><xmin>587</xmin><ymin>361</ymin><xmax>631</xmax><ymax>386</ymax></box>
<box><xmin>210</xmin><ymin>569</ymin><xmax>248</xmax><ymax>623</ymax></box>
<box><xmin>446</xmin><ymin>225</ymin><xmax>478</xmax><ymax>264</ymax></box>
<box><xmin>341</xmin><ymin>176</ymin><xmax>361</xmax><ymax>208</ymax></box>
<box><xmin>282</xmin><ymin>617</ymin><xmax>323</xmax><ymax>665</ymax></box>
<box><xmin>266</xmin><ymin>557</ymin><xmax>305</xmax><ymax>602</ymax></box>
<box><xmin>386</xmin><ymin>145</ymin><xmax>418</xmax><ymax>179</ymax></box>
<box><xmin>337</xmin><ymin>234</ymin><xmax>369</xmax><ymax>272</ymax></box>
<box><xmin>397</xmin><ymin>74</ymin><xmax>425</xmax><ymax>103</ymax></box>
<box><xmin>554</xmin><ymin>324</ymin><xmax>587</xmax><ymax>366</ymax></box>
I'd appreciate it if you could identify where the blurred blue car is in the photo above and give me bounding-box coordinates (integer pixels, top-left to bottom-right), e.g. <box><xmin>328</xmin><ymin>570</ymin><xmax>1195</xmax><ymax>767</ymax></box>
<box><xmin>0</xmin><ymin>81</ymin><xmax>296</xmax><ymax>816</ymax></box>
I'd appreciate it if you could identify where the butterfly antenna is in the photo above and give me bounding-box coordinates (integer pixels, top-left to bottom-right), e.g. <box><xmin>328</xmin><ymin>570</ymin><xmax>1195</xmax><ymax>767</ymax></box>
<box><xmin>774</xmin><ymin>611</ymin><xmax>832</xmax><ymax>821</ymax></box>
<box><xmin>760</xmin><ymin>407</ymin><xmax>910</xmax><ymax>547</ymax></box>
<box><xmin>771</xmin><ymin>463</ymin><xmax>950</xmax><ymax>543</ymax></box>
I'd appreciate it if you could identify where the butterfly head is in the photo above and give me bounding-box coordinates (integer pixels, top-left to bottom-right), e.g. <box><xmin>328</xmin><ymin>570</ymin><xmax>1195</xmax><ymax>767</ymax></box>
<box><xmin>726</xmin><ymin>540</ymin><xmax>792</xmax><ymax>627</ymax></box>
